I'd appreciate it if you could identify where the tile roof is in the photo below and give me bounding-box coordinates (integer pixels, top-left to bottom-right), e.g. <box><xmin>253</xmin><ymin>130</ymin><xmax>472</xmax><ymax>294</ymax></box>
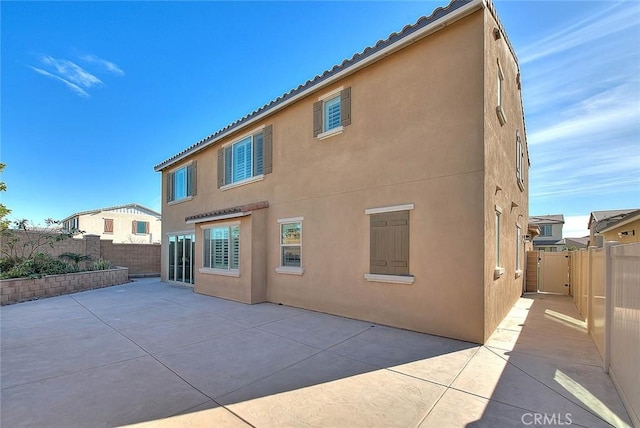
<box><xmin>61</xmin><ymin>203</ymin><xmax>161</xmax><ymax>222</ymax></box>
<box><xmin>593</xmin><ymin>209</ymin><xmax>640</xmax><ymax>233</ymax></box>
<box><xmin>529</xmin><ymin>215</ymin><xmax>565</xmax><ymax>225</ymax></box>
<box><xmin>154</xmin><ymin>0</ymin><xmax>504</xmax><ymax>172</ymax></box>
<box><xmin>185</xmin><ymin>201</ymin><xmax>269</xmax><ymax>223</ymax></box>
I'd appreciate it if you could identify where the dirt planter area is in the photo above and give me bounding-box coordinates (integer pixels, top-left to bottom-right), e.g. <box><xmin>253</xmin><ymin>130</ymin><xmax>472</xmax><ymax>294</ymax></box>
<box><xmin>0</xmin><ymin>267</ymin><xmax>129</xmax><ymax>305</ymax></box>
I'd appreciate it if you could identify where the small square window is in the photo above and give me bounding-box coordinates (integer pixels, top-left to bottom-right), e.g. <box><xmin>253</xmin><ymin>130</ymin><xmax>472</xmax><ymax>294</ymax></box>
<box><xmin>134</xmin><ymin>221</ymin><xmax>149</xmax><ymax>235</ymax></box>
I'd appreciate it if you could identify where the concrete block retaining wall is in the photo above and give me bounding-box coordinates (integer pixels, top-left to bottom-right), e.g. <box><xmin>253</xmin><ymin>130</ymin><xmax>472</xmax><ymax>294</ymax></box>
<box><xmin>0</xmin><ymin>267</ymin><xmax>129</xmax><ymax>305</ymax></box>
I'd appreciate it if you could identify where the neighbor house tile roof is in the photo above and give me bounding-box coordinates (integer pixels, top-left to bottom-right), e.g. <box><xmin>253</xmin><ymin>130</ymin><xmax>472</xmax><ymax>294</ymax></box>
<box><xmin>154</xmin><ymin>0</ymin><xmax>513</xmax><ymax>172</ymax></box>
<box><xmin>529</xmin><ymin>215</ymin><xmax>565</xmax><ymax>225</ymax></box>
<box><xmin>592</xmin><ymin>209</ymin><xmax>640</xmax><ymax>233</ymax></box>
<box><xmin>61</xmin><ymin>203</ymin><xmax>161</xmax><ymax>222</ymax></box>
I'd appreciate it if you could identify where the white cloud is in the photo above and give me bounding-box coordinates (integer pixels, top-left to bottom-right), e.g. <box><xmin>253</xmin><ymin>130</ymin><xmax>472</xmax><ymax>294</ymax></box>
<box><xmin>80</xmin><ymin>54</ymin><xmax>125</xmax><ymax>76</ymax></box>
<box><xmin>29</xmin><ymin>53</ymin><xmax>124</xmax><ymax>97</ymax></box>
<box><xmin>563</xmin><ymin>215</ymin><xmax>590</xmax><ymax>238</ymax></box>
<box><xmin>40</xmin><ymin>55</ymin><xmax>102</xmax><ymax>88</ymax></box>
<box><xmin>28</xmin><ymin>66</ymin><xmax>90</xmax><ymax>97</ymax></box>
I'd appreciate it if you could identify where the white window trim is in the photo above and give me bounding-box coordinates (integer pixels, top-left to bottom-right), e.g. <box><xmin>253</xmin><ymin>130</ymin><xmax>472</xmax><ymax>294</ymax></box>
<box><xmin>496</xmin><ymin>59</ymin><xmax>507</xmax><ymax>126</ymax></box>
<box><xmin>365</xmin><ymin>203</ymin><xmax>415</xmax><ymax>215</ymax></box>
<box><xmin>364</xmin><ymin>274</ymin><xmax>415</xmax><ymax>285</ymax></box>
<box><xmin>494</xmin><ymin>204</ymin><xmax>503</xmax><ymax>278</ymax></box>
<box><xmin>199</xmin><ymin>267</ymin><xmax>240</xmax><ymax>277</ymax></box>
<box><xmin>278</xmin><ymin>216</ymin><xmax>304</xmax><ymax>224</ymax></box>
<box><xmin>278</xmin><ymin>218</ymin><xmax>303</xmax><ymax>272</ymax></box>
<box><xmin>221</xmin><ymin>125</ymin><xmax>266</xmax><ymax>149</ymax></box>
<box><xmin>168</xmin><ymin>195</ymin><xmax>193</xmax><ymax>206</ymax></box>
<box><xmin>317</xmin><ymin>126</ymin><xmax>344</xmax><ymax>140</ymax></box>
<box><xmin>276</xmin><ymin>267</ymin><xmax>304</xmax><ymax>276</ymax></box>
<box><xmin>202</xmin><ymin>221</ymin><xmax>240</xmax><ymax>272</ymax></box>
<box><xmin>317</xmin><ymin>86</ymin><xmax>344</xmax><ymax>101</ymax></box>
<box><xmin>220</xmin><ymin>174</ymin><xmax>264</xmax><ymax>191</ymax></box>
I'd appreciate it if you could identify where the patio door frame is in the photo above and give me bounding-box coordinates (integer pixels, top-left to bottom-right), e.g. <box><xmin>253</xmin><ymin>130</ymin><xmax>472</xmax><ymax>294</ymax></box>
<box><xmin>168</xmin><ymin>232</ymin><xmax>195</xmax><ymax>285</ymax></box>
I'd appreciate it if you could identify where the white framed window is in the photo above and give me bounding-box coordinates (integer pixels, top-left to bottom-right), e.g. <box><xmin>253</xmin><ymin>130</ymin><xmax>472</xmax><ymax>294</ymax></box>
<box><xmin>133</xmin><ymin>220</ymin><xmax>149</xmax><ymax>235</ymax></box>
<box><xmin>495</xmin><ymin>205</ymin><xmax>504</xmax><ymax>277</ymax></box>
<box><xmin>203</xmin><ymin>224</ymin><xmax>240</xmax><ymax>274</ymax></box>
<box><xmin>516</xmin><ymin>132</ymin><xmax>524</xmax><ymax>191</ymax></box>
<box><xmin>218</xmin><ymin>128</ymin><xmax>269</xmax><ymax>189</ymax></box>
<box><xmin>515</xmin><ymin>224</ymin><xmax>522</xmax><ymax>276</ymax></box>
<box><xmin>313</xmin><ymin>87</ymin><xmax>351</xmax><ymax>139</ymax></box>
<box><xmin>540</xmin><ymin>224</ymin><xmax>552</xmax><ymax>237</ymax></box>
<box><xmin>277</xmin><ymin>217</ymin><xmax>303</xmax><ymax>275</ymax></box>
<box><xmin>324</xmin><ymin>95</ymin><xmax>341</xmax><ymax>131</ymax></box>
<box><xmin>167</xmin><ymin>162</ymin><xmax>197</xmax><ymax>203</ymax></box>
<box><xmin>496</xmin><ymin>59</ymin><xmax>507</xmax><ymax>125</ymax></box>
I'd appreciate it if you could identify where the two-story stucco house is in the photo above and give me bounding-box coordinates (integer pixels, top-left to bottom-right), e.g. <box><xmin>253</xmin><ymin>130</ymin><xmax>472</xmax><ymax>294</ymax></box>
<box><xmin>61</xmin><ymin>203</ymin><xmax>161</xmax><ymax>244</ymax></box>
<box><xmin>588</xmin><ymin>209</ymin><xmax>640</xmax><ymax>247</ymax></box>
<box><xmin>154</xmin><ymin>0</ymin><xmax>529</xmax><ymax>344</ymax></box>
<box><xmin>529</xmin><ymin>214</ymin><xmax>565</xmax><ymax>252</ymax></box>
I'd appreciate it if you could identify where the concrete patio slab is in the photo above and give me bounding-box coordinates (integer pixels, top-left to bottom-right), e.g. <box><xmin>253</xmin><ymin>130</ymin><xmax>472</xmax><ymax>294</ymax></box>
<box><xmin>0</xmin><ymin>279</ymin><xmax>632</xmax><ymax>427</ymax></box>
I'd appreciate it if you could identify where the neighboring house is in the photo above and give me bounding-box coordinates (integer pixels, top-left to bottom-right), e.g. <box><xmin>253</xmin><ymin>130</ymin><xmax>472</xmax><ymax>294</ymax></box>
<box><xmin>61</xmin><ymin>203</ymin><xmax>161</xmax><ymax>244</ymax></box>
<box><xmin>588</xmin><ymin>209</ymin><xmax>640</xmax><ymax>247</ymax></box>
<box><xmin>154</xmin><ymin>0</ymin><xmax>529</xmax><ymax>344</ymax></box>
<box><xmin>529</xmin><ymin>215</ymin><xmax>565</xmax><ymax>252</ymax></box>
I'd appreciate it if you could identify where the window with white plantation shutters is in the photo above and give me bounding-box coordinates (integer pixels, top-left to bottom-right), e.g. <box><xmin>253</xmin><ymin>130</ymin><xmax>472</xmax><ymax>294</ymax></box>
<box><xmin>313</xmin><ymin>87</ymin><xmax>352</xmax><ymax>138</ymax></box>
<box><xmin>203</xmin><ymin>225</ymin><xmax>239</xmax><ymax>271</ymax></box>
<box><xmin>167</xmin><ymin>161</ymin><xmax>197</xmax><ymax>202</ymax></box>
<box><xmin>217</xmin><ymin>126</ymin><xmax>272</xmax><ymax>189</ymax></box>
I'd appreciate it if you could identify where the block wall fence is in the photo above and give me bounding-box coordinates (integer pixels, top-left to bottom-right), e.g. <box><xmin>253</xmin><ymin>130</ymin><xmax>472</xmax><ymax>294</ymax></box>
<box><xmin>1</xmin><ymin>231</ymin><xmax>160</xmax><ymax>276</ymax></box>
<box><xmin>0</xmin><ymin>267</ymin><xmax>129</xmax><ymax>305</ymax></box>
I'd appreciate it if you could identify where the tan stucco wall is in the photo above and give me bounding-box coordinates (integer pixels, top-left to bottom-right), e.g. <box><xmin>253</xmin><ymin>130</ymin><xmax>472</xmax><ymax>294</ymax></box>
<box><xmin>482</xmin><ymin>9</ymin><xmax>529</xmax><ymax>342</ymax></box>
<box><xmin>600</xmin><ymin>218</ymin><xmax>640</xmax><ymax>245</ymax></box>
<box><xmin>159</xmin><ymin>8</ymin><xmax>526</xmax><ymax>344</ymax></box>
<box><xmin>75</xmin><ymin>211</ymin><xmax>161</xmax><ymax>244</ymax></box>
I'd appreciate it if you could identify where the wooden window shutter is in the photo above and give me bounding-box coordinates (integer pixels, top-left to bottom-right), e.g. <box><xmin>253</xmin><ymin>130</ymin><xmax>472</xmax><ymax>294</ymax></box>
<box><xmin>166</xmin><ymin>172</ymin><xmax>174</xmax><ymax>202</ymax></box>
<box><xmin>104</xmin><ymin>219</ymin><xmax>113</xmax><ymax>233</ymax></box>
<box><xmin>145</xmin><ymin>222</ymin><xmax>150</xmax><ymax>234</ymax></box>
<box><xmin>263</xmin><ymin>125</ymin><xmax>273</xmax><ymax>175</ymax></box>
<box><xmin>313</xmin><ymin>101</ymin><xmax>323</xmax><ymax>137</ymax></box>
<box><xmin>340</xmin><ymin>87</ymin><xmax>351</xmax><ymax>126</ymax></box>
<box><xmin>132</xmin><ymin>220</ymin><xmax>136</xmax><ymax>234</ymax></box>
<box><xmin>370</xmin><ymin>211</ymin><xmax>409</xmax><ymax>275</ymax></box>
<box><xmin>188</xmin><ymin>161</ymin><xmax>197</xmax><ymax>196</ymax></box>
<box><xmin>217</xmin><ymin>148</ymin><xmax>225</xmax><ymax>188</ymax></box>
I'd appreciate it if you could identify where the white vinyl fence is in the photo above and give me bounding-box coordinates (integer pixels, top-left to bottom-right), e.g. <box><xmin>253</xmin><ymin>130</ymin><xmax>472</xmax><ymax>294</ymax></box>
<box><xmin>570</xmin><ymin>243</ymin><xmax>640</xmax><ymax>427</ymax></box>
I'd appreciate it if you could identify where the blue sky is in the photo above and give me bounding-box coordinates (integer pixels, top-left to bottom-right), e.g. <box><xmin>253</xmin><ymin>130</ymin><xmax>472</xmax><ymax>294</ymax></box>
<box><xmin>2</xmin><ymin>1</ymin><xmax>639</xmax><ymax>238</ymax></box>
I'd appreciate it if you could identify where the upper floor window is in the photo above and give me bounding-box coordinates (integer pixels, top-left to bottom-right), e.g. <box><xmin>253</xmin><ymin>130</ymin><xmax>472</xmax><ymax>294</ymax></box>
<box><xmin>540</xmin><ymin>225</ymin><xmax>552</xmax><ymax>236</ymax></box>
<box><xmin>218</xmin><ymin>125</ymin><xmax>272</xmax><ymax>189</ymax></box>
<box><xmin>313</xmin><ymin>87</ymin><xmax>351</xmax><ymax>139</ymax></box>
<box><xmin>167</xmin><ymin>161</ymin><xmax>197</xmax><ymax>203</ymax></box>
<box><xmin>104</xmin><ymin>218</ymin><xmax>114</xmax><ymax>233</ymax></box>
<box><xmin>516</xmin><ymin>132</ymin><xmax>524</xmax><ymax>191</ymax></box>
<box><xmin>496</xmin><ymin>59</ymin><xmax>506</xmax><ymax>125</ymax></box>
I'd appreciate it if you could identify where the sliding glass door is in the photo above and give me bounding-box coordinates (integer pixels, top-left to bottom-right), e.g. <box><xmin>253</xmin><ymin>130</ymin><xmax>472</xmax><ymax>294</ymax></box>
<box><xmin>168</xmin><ymin>234</ymin><xmax>195</xmax><ymax>285</ymax></box>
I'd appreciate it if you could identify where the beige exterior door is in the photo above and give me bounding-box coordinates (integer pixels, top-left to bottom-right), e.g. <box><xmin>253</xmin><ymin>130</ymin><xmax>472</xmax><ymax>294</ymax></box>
<box><xmin>539</xmin><ymin>252</ymin><xmax>570</xmax><ymax>294</ymax></box>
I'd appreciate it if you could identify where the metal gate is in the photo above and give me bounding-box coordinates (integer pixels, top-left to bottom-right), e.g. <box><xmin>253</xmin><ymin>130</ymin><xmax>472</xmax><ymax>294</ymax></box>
<box><xmin>538</xmin><ymin>251</ymin><xmax>570</xmax><ymax>294</ymax></box>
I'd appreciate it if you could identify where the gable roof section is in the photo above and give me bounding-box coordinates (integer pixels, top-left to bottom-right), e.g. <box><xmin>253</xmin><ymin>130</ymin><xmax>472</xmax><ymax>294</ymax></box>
<box><xmin>595</xmin><ymin>209</ymin><xmax>640</xmax><ymax>233</ymax></box>
<box><xmin>61</xmin><ymin>203</ymin><xmax>161</xmax><ymax>222</ymax></box>
<box><xmin>529</xmin><ymin>215</ymin><xmax>565</xmax><ymax>225</ymax></box>
<box><xmin>154</xmin><ymin>0</ymin><xmax>512</xmax><ymax>172</ymax></box>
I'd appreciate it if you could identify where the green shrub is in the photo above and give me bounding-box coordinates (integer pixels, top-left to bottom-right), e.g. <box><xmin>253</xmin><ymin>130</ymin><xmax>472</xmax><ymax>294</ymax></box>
<box><xmin>0</xmin><ymin>253</ymin><xmax>78</xmax><ymax>279</ymax></box>
<box><xmin>90</xmin><ymin>258</ymin><xmax>113</xmax><ymax>271</ymax></box>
